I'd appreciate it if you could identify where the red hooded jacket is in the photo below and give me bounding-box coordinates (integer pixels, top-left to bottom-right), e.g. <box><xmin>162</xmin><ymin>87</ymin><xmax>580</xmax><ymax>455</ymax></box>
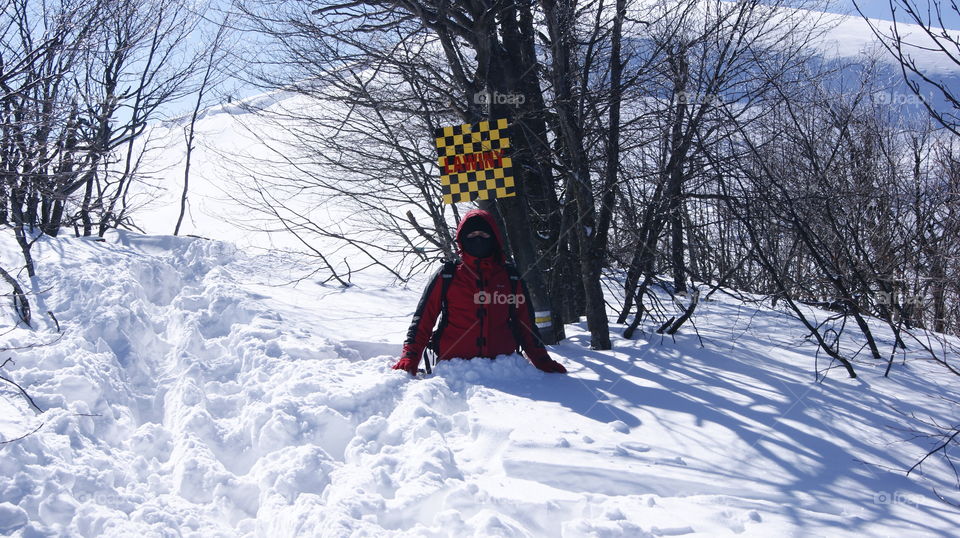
<box><xmin>399</xmin><ymin>209</ymin><xmax>555</xmax><ymax>369</ymax></box>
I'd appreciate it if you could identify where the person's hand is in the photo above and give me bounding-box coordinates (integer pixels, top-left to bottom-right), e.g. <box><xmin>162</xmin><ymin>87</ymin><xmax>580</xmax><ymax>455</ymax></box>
<box><xmin>531</xmin><ymin>356</ymin><xmax>567</xmax><ymax>374</ymax></box>
<box><xmin>392</xmin><ymin>357</ymin><xmax>419</xmax><ymax>375</ymax></box>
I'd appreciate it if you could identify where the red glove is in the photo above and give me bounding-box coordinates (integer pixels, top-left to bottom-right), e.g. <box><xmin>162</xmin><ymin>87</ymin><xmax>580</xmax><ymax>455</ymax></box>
<box><xmin>392</xmin><ymin>356</ymin><xmax>419</xmax><ymax>375</ymax></box>
<box><xmin>530</xmin><ymin>356</ymin><xmax>567</xmax><ymax>374</ymax></box>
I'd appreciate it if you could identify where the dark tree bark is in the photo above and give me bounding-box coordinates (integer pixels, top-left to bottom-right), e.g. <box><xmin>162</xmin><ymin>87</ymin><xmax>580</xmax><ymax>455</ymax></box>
<box><xmin>0</xmin><ymin>265</ymin><xmax>31</xmax><ymax>326</ymax></box>
<box><xmin>541</xmin><ymin>0</ymin><xmax>611</xmax><ymax>349</ymax></box>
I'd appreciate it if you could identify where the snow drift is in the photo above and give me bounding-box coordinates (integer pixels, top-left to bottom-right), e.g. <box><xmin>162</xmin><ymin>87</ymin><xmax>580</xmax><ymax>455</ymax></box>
<box><xmin>1</xmin><ymin>230</ymin><xmax>958</xmax><ymax>536</ymax></box>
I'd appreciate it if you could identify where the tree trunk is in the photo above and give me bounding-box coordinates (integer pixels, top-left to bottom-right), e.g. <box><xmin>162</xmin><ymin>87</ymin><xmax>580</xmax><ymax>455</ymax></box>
<box><xmin>542</xmin><ymin>0</ymin><xmax>610</xmax><ymax>349</ymax></box>
<box><xmin>666</xmin><ymin>52</ymin><xmax>689</xmax><ymax>295</ymax></box>
<box><xmin>595</xmin><ymin>0</ymin><xmax>625</xmax><ymax>263</ymax></box>
<box><xmin>496</xmin><ymin>1</ymin><xmax>565</xmax><ymax>344</ymax></box>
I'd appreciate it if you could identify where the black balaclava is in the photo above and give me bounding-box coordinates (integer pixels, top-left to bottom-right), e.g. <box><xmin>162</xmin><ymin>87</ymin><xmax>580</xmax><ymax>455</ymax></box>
<box><xmin>459</xmin><ymin>216</ymin><xmax>497</xmax><ymax>259</ymax></box>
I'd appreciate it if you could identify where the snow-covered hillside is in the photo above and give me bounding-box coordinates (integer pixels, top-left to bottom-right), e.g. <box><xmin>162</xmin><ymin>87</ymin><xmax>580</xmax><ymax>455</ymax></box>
<box><xmin>1</xmin><ymin>230</ymin><xmax>958</xmax><ymax>536</ymax></box>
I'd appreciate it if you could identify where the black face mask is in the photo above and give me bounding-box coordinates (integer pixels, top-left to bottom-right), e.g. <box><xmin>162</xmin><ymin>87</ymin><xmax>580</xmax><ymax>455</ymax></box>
<box><xmin>462</xmin><ymin>235</ymin><xmax>496</xmax><ymax>258</ymax></box>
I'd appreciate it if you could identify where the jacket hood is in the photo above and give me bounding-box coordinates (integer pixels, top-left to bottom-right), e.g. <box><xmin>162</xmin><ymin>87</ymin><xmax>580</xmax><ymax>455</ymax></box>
<box><xmin>455</xmin><ymin>209</ymin><xmax>506</xmax><ymax>264</ymax></box>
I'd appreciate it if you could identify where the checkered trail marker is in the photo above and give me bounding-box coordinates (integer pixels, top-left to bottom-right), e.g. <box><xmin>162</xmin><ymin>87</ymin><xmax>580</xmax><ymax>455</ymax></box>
<box><xmin>434</xmin><ymin>118</ymin><xmax>517</xmax><ymax>204</ymax></box>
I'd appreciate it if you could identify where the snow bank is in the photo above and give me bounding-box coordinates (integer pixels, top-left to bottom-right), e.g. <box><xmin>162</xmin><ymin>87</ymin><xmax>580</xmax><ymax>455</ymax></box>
<box><xmin>1</xmin><ymin>231</ymin><xmax>959</xmax><ymax>536</ymax></box>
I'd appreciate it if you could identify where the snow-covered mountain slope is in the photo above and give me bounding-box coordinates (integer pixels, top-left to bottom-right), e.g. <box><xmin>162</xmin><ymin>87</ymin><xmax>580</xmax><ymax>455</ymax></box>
<box><xmin>814</xmin><ymin>7</ymin><xmax>960</xmax><ymax>73</ymax></box>
<box><xmin>1</xmin><ymin>230</ymin><xmax>958</xmax><ymax>536</ymax></box>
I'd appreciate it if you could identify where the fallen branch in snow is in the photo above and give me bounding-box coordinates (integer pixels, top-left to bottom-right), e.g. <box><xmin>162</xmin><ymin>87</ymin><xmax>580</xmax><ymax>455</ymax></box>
<box><xmin>47</xmin><ymin>311</ymin><xmax>60</xmax><ymax>332</ymax></box>
<box><xmin>932</xmin><ymin>487</ymin><xmax>960</xmax><ymax>509</ymax></box>
<box><xmin>0</xmin><ymin>412</ymin><xmax>98</xmax><ymax>448</ymax></box>
<box><xmin>911</xmin><ymin>428</ymin><xmax>960</xmax><ymax>468</ymax></box>
<box><xmin>0</xmin><ymin>265</ymin><xmax>31</xmax><ymax>327</ymax></box>
<box><xmin>907</xmin><ymin>427</ymin><xmax>960</xmax><ymax>487</ymax></box>
<box><xmin>0</xmin><ymin>421</ymin><xmax>44</xmax><ymax>446</ymax></box>
<box><xmin>0</xmin><ymin>394</ymin><xmax>44</xmax><ymax>446</ymax></box>
<box><xmin>0</xmin><ymin>358</ymin><xmax>44</xmax><ymax>413</ymax></box>
<box><xmin>0</xmin><ymin>331</ymin><xmax>65</xmax><ymax>352</ymax></box>
<box><xmin>882</xmin><ymin>397</ymin><xmax>960</xmax><ymax>500</ymax></box>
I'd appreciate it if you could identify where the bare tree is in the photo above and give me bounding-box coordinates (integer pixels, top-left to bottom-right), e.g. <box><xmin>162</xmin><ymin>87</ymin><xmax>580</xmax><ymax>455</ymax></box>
<box><xmin>616</xmin><ymin>0</ymin><xmax>831</xmax><ymax>332</ymax></box>
<box><xmin>175</xmin><ymin>12</ymin><xmax>233</xmax><ymax>236</ymax></box>
<box><xmin>234</xmin><ymin>1</ymin><xmax>605</xmax><ymax>345</ymax></box>
<box><xmin>855</xmin><ymin>0</ymin><xmax>960</xmax><ymax>135</ymax></box>
<box><xmin>1</xmin><ymin>0</ymin><xmax>101</xmax><ymax>273</ymax></box>
<box><xmin>1</xmin><ymin>0</ymin><xmax>204</xmax><ymax>267</ymax></box>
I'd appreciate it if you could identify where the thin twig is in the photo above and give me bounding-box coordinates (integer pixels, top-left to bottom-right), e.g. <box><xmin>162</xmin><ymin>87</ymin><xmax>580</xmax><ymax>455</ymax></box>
<box><xmin>47</xmin><ymin>311</ymin><xmax>60</xmax><ymax>333</ymax></box>
<box><xmin>908</xmin><ymin>429</ymin><xmax>960</xmax><ymax>477</ymax></box>
<box><xmin>0</xmin><ymin>422</ymin><xmax>44</xmax><ymax>445</ymax></box>
<box><xmin>0</xmin><ymin>374</ymin><xmax>44</xmax><ymax>413</ymax></box>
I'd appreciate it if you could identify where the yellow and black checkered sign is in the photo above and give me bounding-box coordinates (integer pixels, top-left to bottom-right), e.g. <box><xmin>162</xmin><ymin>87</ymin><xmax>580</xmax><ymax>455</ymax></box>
<box><xmin>435</xmin><ymin>118</ymin><xmax>516</xmax><ymax>204</ymax></box>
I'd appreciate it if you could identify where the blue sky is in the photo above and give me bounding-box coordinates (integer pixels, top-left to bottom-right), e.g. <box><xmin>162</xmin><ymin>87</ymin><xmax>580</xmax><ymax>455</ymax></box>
<box><xmin>833</xmin><ymin>0</ymin><xmax>960</xmax><ymax>30</ymax></box>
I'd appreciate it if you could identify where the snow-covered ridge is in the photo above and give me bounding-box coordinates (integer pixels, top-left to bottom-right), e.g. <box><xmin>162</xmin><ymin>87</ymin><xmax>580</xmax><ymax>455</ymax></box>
<box><xmin>162</xmin><ymin>6</ymin><xmax>960</xmax><ymax>128</ymax></box>
<box><xmin>1</xmin><ymin>230</ymin><xmax>958</xmax><ymax>535</ymax></box>
<box><xmin>814</xmin><ymin>7</ymin><xmax>960</xmax><ymax>74</ymax></box>
<box><xmin>161</xmin><ymin>88</ymin><xmax>301</xmax><ymax>127</ymax></box>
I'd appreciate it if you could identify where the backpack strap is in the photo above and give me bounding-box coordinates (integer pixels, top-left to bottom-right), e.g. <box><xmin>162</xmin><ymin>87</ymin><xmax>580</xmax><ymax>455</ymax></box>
<box><xmin>425</xmin><ymin>259</ymin><xmax>459</xmax><ymax>373</ymax></box>
<box><xmin>504</xmin><ymin>263</ymin><xmax>523</xmax><ymax>354</ymax></box>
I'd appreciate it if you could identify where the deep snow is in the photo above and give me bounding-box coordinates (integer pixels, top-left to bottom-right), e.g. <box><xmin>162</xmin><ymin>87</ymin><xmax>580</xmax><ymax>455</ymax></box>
<box><xmin>1</xmin><ymin>230</ymin><xmax>959</xmax><ymax>536</ymax></box>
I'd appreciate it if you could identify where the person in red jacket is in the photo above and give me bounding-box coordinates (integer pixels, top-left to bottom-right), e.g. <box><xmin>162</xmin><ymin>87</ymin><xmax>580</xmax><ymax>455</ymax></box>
<box><xmin>392</xmin><ymin>209</ymin><xmax>567</xmax><ymax>375</ymax></box>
